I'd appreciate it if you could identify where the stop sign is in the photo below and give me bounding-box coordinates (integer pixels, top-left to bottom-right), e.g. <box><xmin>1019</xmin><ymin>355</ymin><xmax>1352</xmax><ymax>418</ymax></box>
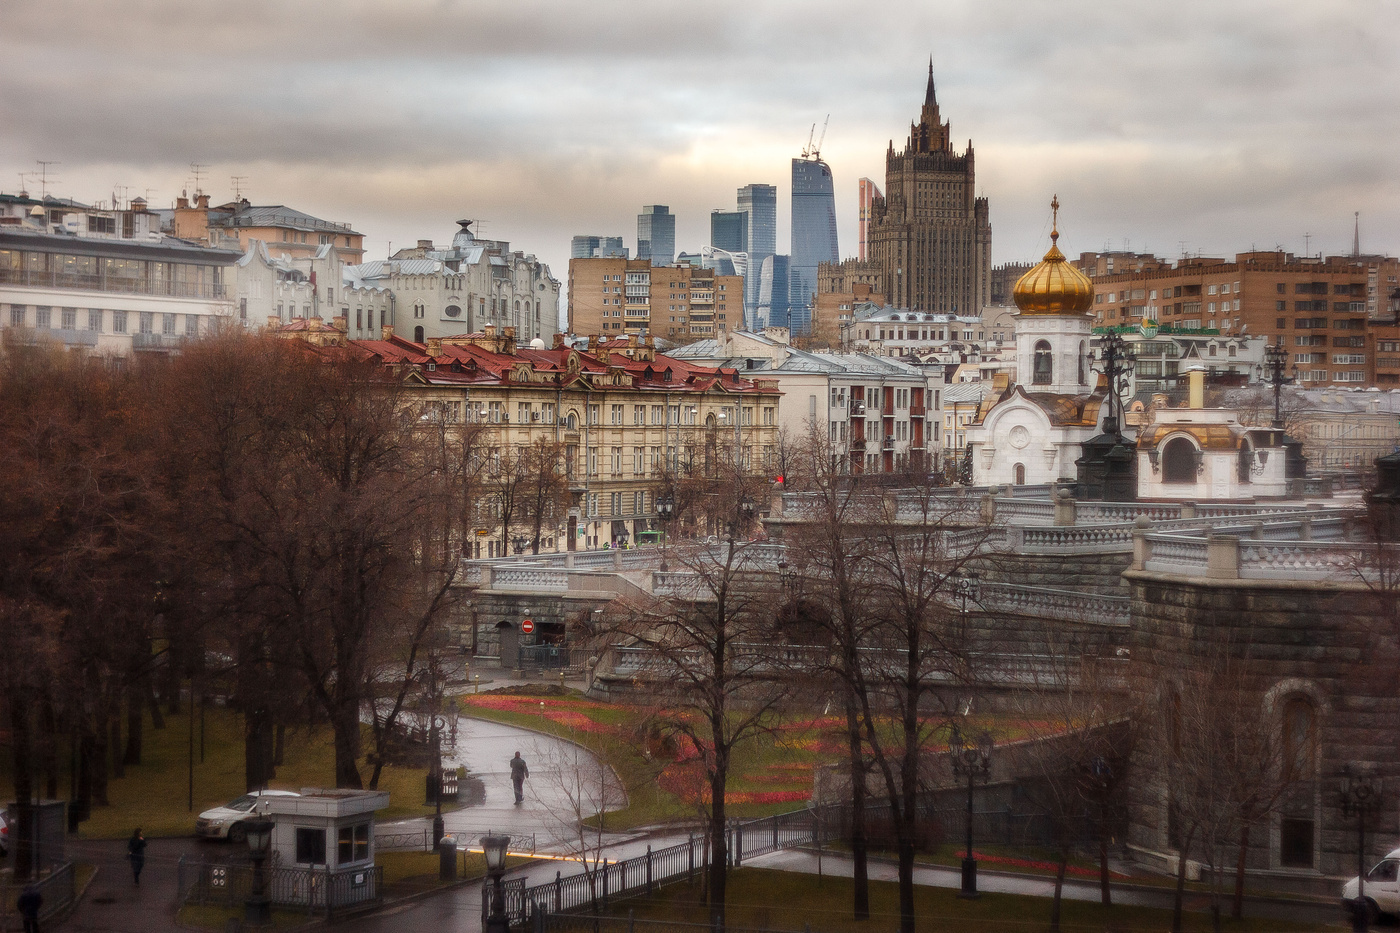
<box><xmin>521</xmin><ymin>619</ymin><xmax>535</xmax><ymax>634</ymax></box>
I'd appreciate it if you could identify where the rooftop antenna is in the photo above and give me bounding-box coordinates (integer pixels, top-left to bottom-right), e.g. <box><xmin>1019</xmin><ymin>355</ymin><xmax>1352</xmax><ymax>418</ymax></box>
<box><xmin>231</xmin><ymin>175</ymin><xmax>248</xmax><ymax>200</ymax></box>
<box><xmin>113</xmin><ymin>185</ymin><xmax>130</xmax><ymax>210</ymax></box>
<box><xmin>1353</xmin><ymin>211</ymin><xmax>1360</xmax><ymax>257</ymax></box>
<box><xmin>1178</xmin><ymin>240</ymin><xmax>1187</xmax><ymax>259</ymax></box>
<box><xmin>190</xmin><ymin>163</ymin><xmax>208</xmax><ymax>196</ymax></box>
<box><xmin>1303</xmin><ymin>231</ymin><xmax>1311</xmax><ymax>256</ymax></box>
<box><xmin>36</xmin><ymin>161</ymin><xmax>60</xmax><ymax>198</ymax></box>
<box><xmin>18</xmin><ymin>172</ymin><xmax>34</xmax><ymax>197</ymax></box>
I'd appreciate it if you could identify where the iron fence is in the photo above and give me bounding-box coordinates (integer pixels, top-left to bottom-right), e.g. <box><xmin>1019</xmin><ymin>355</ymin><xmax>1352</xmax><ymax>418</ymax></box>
<box><xmin>0</xmin><ymin>861</ymin><xmax>75</xmax><ymax>930</ymax></box>
<box><xmin>540</xmin><ymin>913</ymin><xmax>830</xmax><ymax>933</ymax></box>
<box><xmin>376</xmin><ymin>828</ymin><xmax>536</xmax><ymax>854</ymax></box>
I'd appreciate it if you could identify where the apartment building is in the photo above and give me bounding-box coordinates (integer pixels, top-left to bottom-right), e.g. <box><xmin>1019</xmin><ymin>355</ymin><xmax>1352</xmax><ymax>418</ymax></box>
<box><xmin>669</xmin><ymin>329</ymin><xmax>940</xmax><ymax>474</ymax></box>
<box><xmin>295</xmin><ymin>325</ymin><xmax>781</xmax><ymax>553</ymax></box>
<box><xmin>1087</xmin><ymin>250</ymin><xmax>1400</xmax><ymax>387</ymax></box>
<box><xmin>162</xmin><ymin>193</ymin><xmax>365</xmax><ymax>264</ymax></box>
<box><xmin>0</xmin><ymin>191</ymin><xmax>240</xmax><ymax>354</ymax></box>
<box><xmin>566</xmin><ymin>257</ymin><xmax>743</xmax><ymax>340</ymax></box>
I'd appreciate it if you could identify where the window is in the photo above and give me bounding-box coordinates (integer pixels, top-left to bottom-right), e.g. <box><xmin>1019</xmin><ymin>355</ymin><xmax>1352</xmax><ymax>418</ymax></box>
<box><xmin>296</xmin><ymin>827</ymin><xmax>327</xmax><ymax>865</ymax></box>
<box><xmin>8</xmin><ymin>305</ymin><xmax>23</xmax><ymax>326</ymax></box>
<box><xmin>337</xmin><ymin>823</ymin><xmax>370</xmax><ymax>864</ymax></box>
<box><xmin>113</xmin><ymin>310</ymin><xmax>127</xmax><ymax>334</ymax></box>
<box><xmin>87</xmin><ymin>309</ymin><xmax>102</xmax><ymax>331</ymax></box>
<box><xmin>1032</xmin><ymin>340</ymin><xmax>1053</xmax><ymax>385</ymax></box>
<box><xmin>36</xmin><ymin>307</ymin><xmax>51</xmax><ymax>328</ymax></box>
<box><xmin>61</xmin><ymin>307</ymin><xmax>76</xmax><ymax>330</ymax></box>
<box><xmin>139</xmin><ymin>312</ymin><xmax>154</xmax><ymax>334</ymax></box>
<box><xmin>163</xmin><ymin>313</ymin><xmax>176</xmax><ymax>335</ymax></box>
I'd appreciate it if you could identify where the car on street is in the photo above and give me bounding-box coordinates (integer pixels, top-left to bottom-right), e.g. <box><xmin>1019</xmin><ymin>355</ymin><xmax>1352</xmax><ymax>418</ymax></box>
<box><xmin>196</xmin><ymin>790</ymin><xmax>299</xmax><ymax>843</ymax></box>
<box><xmin>1343</xmin><ymin>847</ymin><xmax>1400</xmax><ymax>922</ymax></box>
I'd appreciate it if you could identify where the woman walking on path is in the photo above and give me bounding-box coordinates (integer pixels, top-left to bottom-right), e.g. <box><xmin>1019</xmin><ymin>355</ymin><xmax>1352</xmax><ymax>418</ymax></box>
<box><xmin>126</xmin><ymin>828</ymin><xmax>147</xmax><ymax>885</ymax></box>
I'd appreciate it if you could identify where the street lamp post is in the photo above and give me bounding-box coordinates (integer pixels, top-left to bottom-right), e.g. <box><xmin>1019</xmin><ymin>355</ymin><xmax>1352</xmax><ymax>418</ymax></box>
<box><xmin>1091</xmin><ymin>330</ymin><xmax>1137</xmax><ymax>443</ymax></box>
<box><xmin>481</xmin><ymin>833</ymin><xmax>511</xmax><ymax>933</ymax></box>
<box><xmin>1341</xmin><ymin>764</ymin><xmax>1382</xmax><ymax>929</ymax></box>
<box><xmin>949</xmin><ymin>724</ymin><xmax>992</xmax><ymax>899</ymax></box>
<box><xmin>512</xmin><ymin>534</ymin><xmax>527</xmax><ymax>556</ymax></box>
<box><xmin>656</xmin><ymin>494</ymin><xmax>674</xmax><ymax>572</ymax></box>
<box><xmin>1260</xmin><ymin>339</ymin><xmax>1294</xmax><ymax>430</ymax></box>
<box><xmin>243</xmin><ymin>810</ymin><xmax>275</xmax><ymax>926</ymax></box>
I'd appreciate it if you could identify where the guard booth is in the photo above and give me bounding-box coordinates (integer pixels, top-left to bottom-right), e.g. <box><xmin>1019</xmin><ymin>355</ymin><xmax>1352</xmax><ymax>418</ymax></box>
<box><xmin>264</xmin><ymin>790</ymin><xmax>390</xmax><ymax>912</ymax></box>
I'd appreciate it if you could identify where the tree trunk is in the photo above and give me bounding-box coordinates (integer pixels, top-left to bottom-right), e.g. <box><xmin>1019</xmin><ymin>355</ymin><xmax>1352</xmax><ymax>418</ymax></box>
<box><xmin>1232</xmin><ymin>823</ymin><xmax>1250</xmax><ymax>920</ymax></box>
<box><xmin>708</xmin><ymin>765</ymin><xmax>727</xmax><ymax>933</ymax></box>
<box><xmin>1099</xmin><ymin>815</ymin><xmax>1113</xmax><ymax>907</ymax></box>
<box><xmin>147</xmin><ymin>675</ymin><xmax>166</xmax><ymax>730</ymax></box>
<box><xmin>897</xmin><ymin>833</ymin><xmax>916</xmax><ymax>933</ymax></box>
<box><xmin>331</xmin><ymin>693</ymin><xmax>364</xmax><ymax>789</ymax></box>
<box><xmin>124</xmin><ymin>686</ymin><xmax>143</xmax><ymax>765</ymax></box>
<box><xmin>10</xmin><ymin>700</ymin><xmax>35</xmax><ymax>882</ymax></box>
<box><xmin>274</xmin><ymin>721</ymin><xmax>286</xmax><ymax>767</ymax></box>
<box><xmin>1051</xmin><ymin>850</ymin><xmax>1068</xmax><ymax>932</ymax></box>
<box><xmin>1172</xmin><ymin>832</ymin><xmax>1194</xmax><ymax>933</ymax></box>
<box><xmin>245</xmin><ymin>705</ymin><xmax>274</xmax><ymax>790</ymax></box>
<box><xmin>90</xmin><ymin>716</ymin><xmax>110</xmax><ymax>807</ymax></box>
<box><xmin>844</xmin><ymin>693</ymin><xmax>870</xmax><ymax>919</ymax></box>
<box><xmin>108</xmin><ymin>707</ymin><xmax>125</xmax><ymax>779</ymax></box>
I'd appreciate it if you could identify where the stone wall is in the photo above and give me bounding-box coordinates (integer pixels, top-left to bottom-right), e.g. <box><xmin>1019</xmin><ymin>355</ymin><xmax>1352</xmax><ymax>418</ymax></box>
<box><xmin>972</xmin><ymin>550</ymin><xmax>1134</xmax><ymax>596</ymax></box>
<box><xmin>1125</xmin><ymin>568</ymin><xmax>1399</xmax><ymax>890</ymax></box>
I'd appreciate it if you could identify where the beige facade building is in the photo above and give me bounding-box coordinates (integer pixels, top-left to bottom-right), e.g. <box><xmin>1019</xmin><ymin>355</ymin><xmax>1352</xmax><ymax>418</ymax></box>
<box><xmin>289</xmin><ymin>325</ymin><xmax>781</xmax><ymax>554</ymax></box>
<box><xmin>566</xmin><ymin>257</ymin><xmax>743</xmax><ymax>340</ymax></box>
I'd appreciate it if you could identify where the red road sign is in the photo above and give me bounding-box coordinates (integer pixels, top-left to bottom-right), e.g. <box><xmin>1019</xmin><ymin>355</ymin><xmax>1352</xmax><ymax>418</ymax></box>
<box><xmin>521</xmin><ymin>619</ymin><xmax>535</xmax><ymax>634</ymax></box>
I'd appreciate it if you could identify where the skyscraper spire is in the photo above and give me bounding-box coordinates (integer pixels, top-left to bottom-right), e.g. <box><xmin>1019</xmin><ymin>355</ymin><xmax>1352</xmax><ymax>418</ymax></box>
<box><xmin>925</xmin><ymin>56</ymin><xmax>937</xmax><ymax>107</ymax></box>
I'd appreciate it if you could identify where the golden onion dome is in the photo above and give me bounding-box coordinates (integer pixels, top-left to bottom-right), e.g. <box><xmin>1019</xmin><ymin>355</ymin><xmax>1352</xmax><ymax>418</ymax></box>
<box><xmin>1013</xmin><ymin>196</ymin><xmax>1094</xmax><ymax>315</ymax></box>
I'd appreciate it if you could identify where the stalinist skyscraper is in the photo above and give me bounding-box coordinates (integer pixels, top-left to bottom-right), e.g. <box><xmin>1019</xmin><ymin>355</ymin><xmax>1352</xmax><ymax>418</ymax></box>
<box><xmin>868</xmin><ymin>62</ymin><xmax>991</xmax><ymax>315</ymax></box>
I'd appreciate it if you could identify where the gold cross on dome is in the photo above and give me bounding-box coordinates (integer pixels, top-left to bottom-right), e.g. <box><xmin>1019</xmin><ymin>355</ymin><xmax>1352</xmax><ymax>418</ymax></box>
<box><xmin>1050</xmin><ymin>195</ymin><xmax>1060</xmax><ymax>244</ymax></box>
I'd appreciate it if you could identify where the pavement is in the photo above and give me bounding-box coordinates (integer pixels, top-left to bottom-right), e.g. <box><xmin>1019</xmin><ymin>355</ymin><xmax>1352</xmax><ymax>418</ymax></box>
<box><xmin>52</xmin><ymin>714</ymin><xmax>1348</xmax><ymax>932</ymax></box>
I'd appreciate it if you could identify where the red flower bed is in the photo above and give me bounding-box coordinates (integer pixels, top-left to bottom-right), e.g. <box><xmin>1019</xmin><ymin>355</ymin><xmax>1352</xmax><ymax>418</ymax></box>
<box><xmin>962</xmin><ymin>851</ymin><xmax>1129</xmax><ymax>879</ymax></box>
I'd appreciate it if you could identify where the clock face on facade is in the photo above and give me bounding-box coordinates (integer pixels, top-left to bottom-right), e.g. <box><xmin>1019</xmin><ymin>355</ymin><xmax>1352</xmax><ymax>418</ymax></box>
<box><xmin>1008</xmin><ymin>424</ymin><xmax>1031</xmax><ymax>450</ymax></box>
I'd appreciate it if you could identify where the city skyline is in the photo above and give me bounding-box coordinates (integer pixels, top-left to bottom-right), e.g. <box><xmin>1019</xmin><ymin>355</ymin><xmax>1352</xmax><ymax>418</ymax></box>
<box><xmin>3</xmin><ymin>0</ymin><xmax>1397</xmax><ymax>326</ymax></box>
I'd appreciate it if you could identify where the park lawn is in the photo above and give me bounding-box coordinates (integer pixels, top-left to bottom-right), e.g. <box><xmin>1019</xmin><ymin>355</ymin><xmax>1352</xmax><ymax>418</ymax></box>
<box><xmin>0</xmin><ymin>705</ymin><xmax>452</xmax><ymax>840</ymax></box>
<box><xmin>600</xmin><ymin>867</ymin><xmax>1335</xmax><ymax>933</ymax></box>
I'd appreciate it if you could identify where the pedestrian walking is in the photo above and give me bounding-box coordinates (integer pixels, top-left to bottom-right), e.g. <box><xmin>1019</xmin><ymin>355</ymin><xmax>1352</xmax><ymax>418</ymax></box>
<box><xmin>17</xmin><ymin>882</ymin><xmax>42</xmax><ymax>933</ymax></box>
<box><xmin>509</xmin><ymin>751</ymin><xmax>529</xmax><ymax>804</ymax></box>
<box><xmin>127</xmin><ymin>827</ymin><xmax>147</xmax><ymax>885</ymax></box>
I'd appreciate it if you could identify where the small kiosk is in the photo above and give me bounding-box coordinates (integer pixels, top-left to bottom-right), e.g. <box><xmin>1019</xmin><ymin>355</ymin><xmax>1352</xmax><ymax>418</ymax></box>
<box><xmin>263</xmin><ymin>789</ymin><xmax>390</xmax><ymax>913</ymax></box>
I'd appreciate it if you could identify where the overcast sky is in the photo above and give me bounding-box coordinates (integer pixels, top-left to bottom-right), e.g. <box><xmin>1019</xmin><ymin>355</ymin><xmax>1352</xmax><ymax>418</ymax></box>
<box><xmin>4</xmin><ymin>0</ymin><xmax>1398</xmax><ymax>314</ymax></box>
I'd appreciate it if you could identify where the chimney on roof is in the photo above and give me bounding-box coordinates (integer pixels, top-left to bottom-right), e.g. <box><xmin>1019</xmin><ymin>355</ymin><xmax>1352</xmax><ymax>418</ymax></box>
<box><xmin>426</xmin><ymin>336</ymin><xmax>443</xmax><ymax>356</ymax></box>
<box><xmin>332</xmin><ymin>315</ymin><xmax>347</xmax><ymax>334</ymax></box>
<box><xmin>417</xmin><ymin>240</ymin><xmax>433</xmax><ymax>250</ymax></box>
<box><xmin>484</xmin><ymin>324</ymin><xmax>496</xmax><ymax>337</ymax></box>
<box><xmin>176</xmin><ymin>196</ymin><xmax>189</xmax><ymax>209</ymax></box>
<box><xmin>196</xmin><ymin>194</ymin><xmax>210</xmax><ymax>209</ymax></box>
<box><xmin>267</xmin><ymin>316</ymin><xmax>281</xmax><ymax>329</ymax></box>
<box><xmin>587</xmin><ymin>335</ymin><xmax>600</xmax><ymax>352</ymax></box>
<box><xmin>553</xmin><ymin>333</ymin><xmax>566</xmax><ymax>350</ymax></box>
<box><xmin>382</xmin><ymin>324</ymin><xmax>394</xmax><ymax>340</ymax></box>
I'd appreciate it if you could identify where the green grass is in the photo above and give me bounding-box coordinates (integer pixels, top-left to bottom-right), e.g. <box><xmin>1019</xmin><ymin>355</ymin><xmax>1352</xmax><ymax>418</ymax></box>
<box><xmin>0</xmin><ymin>705</ymin><xmax>456</xmax><ymax>839</ymax></box>
<box><xmin>595</xmin><ymin>867</ymin><xmax>1334</xmax><ymax>933</ymax></box>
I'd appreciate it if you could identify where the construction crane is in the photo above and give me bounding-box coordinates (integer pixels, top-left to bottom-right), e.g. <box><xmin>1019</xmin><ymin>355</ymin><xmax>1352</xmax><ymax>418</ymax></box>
<box><xmin>801</xmin><ymin>115</ymin><xmax>830</xmax><ymax>160</ymax></box>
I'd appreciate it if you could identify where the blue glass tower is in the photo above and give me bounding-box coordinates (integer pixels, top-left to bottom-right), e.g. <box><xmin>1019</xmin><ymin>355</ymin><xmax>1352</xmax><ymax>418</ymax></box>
<box><xmin>790</xmin><ymin>156</ymin><xmax>838</xmax><ymax>335</ymax></box>
<box><xmin>738</xmin><ymin>183</ymin><xmax>777</xmax><ymax>318</ymax></box>
<box><xmin>758</xmin><ymin>254</ymin><xmax>791</xmax><ymax>330</ymax></box>
<box><xmin>637</xmin><ymin>205</ymin><xmax>675</xmax><ymax>266</ymax></box>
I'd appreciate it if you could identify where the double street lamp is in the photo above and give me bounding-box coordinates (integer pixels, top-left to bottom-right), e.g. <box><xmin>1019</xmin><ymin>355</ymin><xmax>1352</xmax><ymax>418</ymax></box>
<box><xmin>949</xmin><ymin>724</ymin><xmax>993</xmax><ymax>899</ymax></box>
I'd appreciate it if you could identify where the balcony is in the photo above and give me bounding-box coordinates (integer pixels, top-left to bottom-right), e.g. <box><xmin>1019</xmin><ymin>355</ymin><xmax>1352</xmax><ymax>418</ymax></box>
<box><xmin>0</xmin><ymin>267</ymin><xmax>228</xmax><ymax>301</ymax></box>
<box><xmin>132</xmin><ymin>332</ymin><xmax>184</xmax><ymax>351</ymax></box>
<box><xmin>909</xmin><ymin>404</ymin><xmax>926</xmax><ymax>417</ymax></box>
<box><xmin>6</xmin><ymin>326</ymin><xmax>99</xmax><ymax>348</ymax></box>
<box><xmin>883</xmin><ymin>436</ymin><xmax>896</xmax><ymax>451</ymax></box>
<box><xmin>849</xmin><ymin>437</ymin><xmax>866</xmax><ymax>450</ymax></box>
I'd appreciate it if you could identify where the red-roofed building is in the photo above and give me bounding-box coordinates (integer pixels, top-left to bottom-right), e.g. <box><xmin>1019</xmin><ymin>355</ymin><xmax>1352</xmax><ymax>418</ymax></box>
<box><xmin>281</xmin><ymin>322</ymin><xmax>782</xmax><ymax>555</ymax></box>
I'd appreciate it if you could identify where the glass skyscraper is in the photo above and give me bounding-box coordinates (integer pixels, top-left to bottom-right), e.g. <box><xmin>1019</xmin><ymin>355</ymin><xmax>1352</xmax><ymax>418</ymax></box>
<box><xmin>709</xmin><ymin>210</ymin><xmax>748</xmax><ymax>254</ymax></box>
<box><xmin>790</xmin><ymin>156</ymin><xmax>838</xmax><ymax>335</ymax></box>
<box><xmin>758</xmin><ymin>254</ymin><xmax>791</xmax><ymax>330</ymax></box>
<box><xmin>738</xmin><ymin>183</ymin><xmax>776</xmax><ymax>319</ymax></box>
<box><xmin>572</xmin><ymin>235</ymin><xmax>627</xmax><ymax>259</ymax></box>
<box><xmin>636</xmin><ymin>205</ymin><xmax>675</xmax><ymax>266</ymax></box>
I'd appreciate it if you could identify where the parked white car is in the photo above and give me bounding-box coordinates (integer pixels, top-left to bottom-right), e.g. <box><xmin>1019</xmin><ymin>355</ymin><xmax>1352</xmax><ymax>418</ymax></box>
<box><xmin>1343</xmin><ymin>847</ymin><xmax>1400</xmax><ymax>921</ymax></box>
<box><xmin>195</xmin><ymin>790</ymin><xmax>299</xmax><ymax>842</ymax></box>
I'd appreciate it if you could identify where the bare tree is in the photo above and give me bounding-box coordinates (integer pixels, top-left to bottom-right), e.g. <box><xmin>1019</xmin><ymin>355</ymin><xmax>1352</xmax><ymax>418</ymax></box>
<box><xmin>607</xmin><ymin>464</ymin><xmax>788</xmax><ymax>931</ymax></box>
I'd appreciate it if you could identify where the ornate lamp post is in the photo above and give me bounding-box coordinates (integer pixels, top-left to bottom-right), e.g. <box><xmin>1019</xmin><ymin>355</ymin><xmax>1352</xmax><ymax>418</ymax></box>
<box><xmin>511</xmin><ymin>534</ymin><xmax>527</xmax><ymax>556</ymax></box>
<box><xmin>1341</xmin><ymin>764</ymin><xmax>1382</xmax><ymax>929</ymax></box>
<box><xmin>243</xmin><ymin>810</ymin><xmax>275</xmax><ymax>925</ymax></box>
<box><xmin>481</xmin><ymin>833</ymin><xmax>511</xmax><ymax>933</ymax></box>
<box><xmin>1091</xmin><ymin>330</ymin><xmax>1137</xmax><ymax>443</ymax></box>
<box><xmin>1259</xmin><ymin>339</ymin><xmax>1294</xmax><ymax>430</ymax></box>
<box><xmin>949</xmin><ymin>724</ymin><xmax>993</xmax><ymax>898</ymax></box>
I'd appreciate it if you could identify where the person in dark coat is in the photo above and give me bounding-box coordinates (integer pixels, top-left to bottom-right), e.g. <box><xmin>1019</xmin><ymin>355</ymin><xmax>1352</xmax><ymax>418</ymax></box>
<box><xmin>17</xmin><ymin>882</ymin><xmax>42</xmax><ymax>933</ymax></box>
<box><xmin>127</xmin><ymin>827</ymin><xmax>147</xmax><ymax>885</ymax></box>
<box><xmin>509</xmin><ymin>751</ymin><xmax>529</xmax><ymax>804</ymax></box>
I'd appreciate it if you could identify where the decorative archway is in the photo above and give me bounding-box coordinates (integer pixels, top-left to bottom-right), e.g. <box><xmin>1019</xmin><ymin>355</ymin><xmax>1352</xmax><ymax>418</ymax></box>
<box><xmin>1014</xmin><ymin>463</ymin><xmax>1026</xmax><ymax>485</ymax></box>
<box><xmin>413</xmin><ymin>325</ymin><xmax>425</xmax><ymax>343</ymax></box>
